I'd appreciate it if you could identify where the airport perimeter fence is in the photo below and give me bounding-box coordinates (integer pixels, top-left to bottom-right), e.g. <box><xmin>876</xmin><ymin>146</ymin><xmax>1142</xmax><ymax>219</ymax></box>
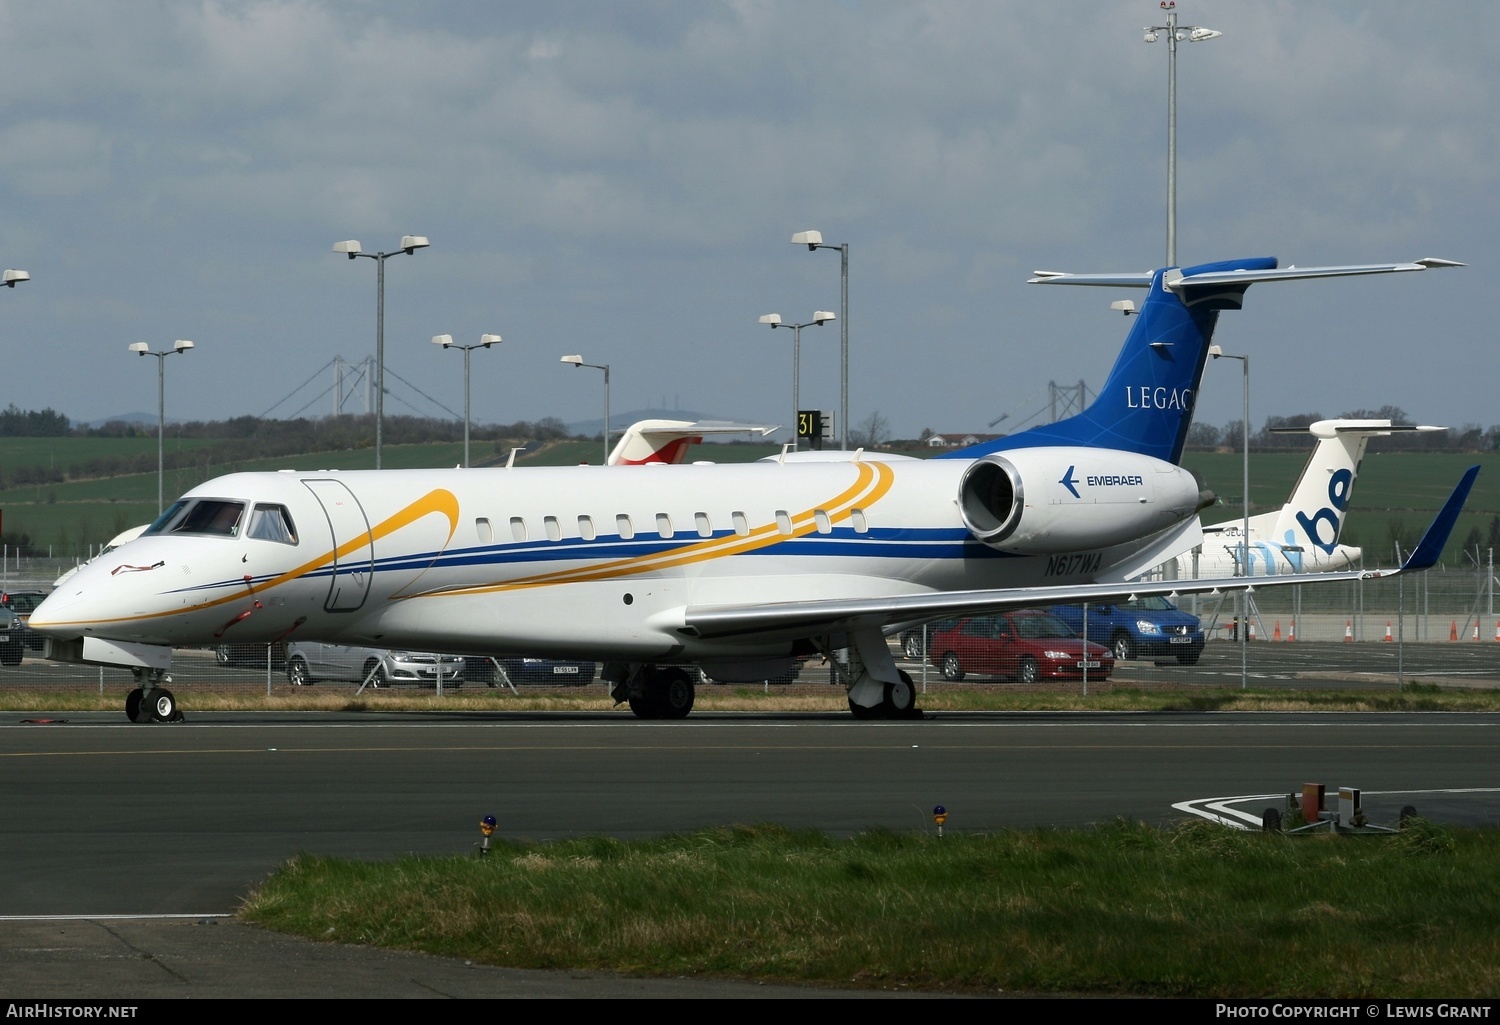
<box><xmin>5</xmin><ymin>556</ymin><xmax>1499</xmax><ymax>701</ymax></box>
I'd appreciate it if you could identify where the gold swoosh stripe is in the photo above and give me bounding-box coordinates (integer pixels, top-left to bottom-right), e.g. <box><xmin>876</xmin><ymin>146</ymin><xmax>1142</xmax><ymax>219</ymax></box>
<box><xmin>415</xmin><ymin>461</ymin><xmax>895</xmax><ymax>599</ymax></box>
<box><xmin>46</xmin><ymin>487</ymin><xmax>460</xmax><ymax>628</ymax></box>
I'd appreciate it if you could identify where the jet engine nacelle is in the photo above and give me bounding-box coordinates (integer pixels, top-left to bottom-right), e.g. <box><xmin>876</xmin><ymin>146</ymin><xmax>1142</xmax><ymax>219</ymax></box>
<box><xmin>957</xmin><ymin>449</ymin><xmax>1208</xmax><ymax>555</ymax></box>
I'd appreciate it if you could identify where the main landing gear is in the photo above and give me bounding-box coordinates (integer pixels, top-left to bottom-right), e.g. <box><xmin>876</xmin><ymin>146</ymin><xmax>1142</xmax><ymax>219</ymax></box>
<box><xmin>607</xmin><ymin>625</ymin><xmax>921</xmax><ymax>722</ymax></box>
<box><xmin>840</xmin><ymin>626</ymin><xmax>923</xmax><ymax>721</ymax></box>
<box><xmin>847</xmin><ymin>669</ymin><xmax>921</xmax><ymax>719</ymax></box>
<box><xmin>613</xmin><ymin>664</ymin><xmax>695</xmax><ymax>720</ymax></box>
<box><xmin>126</xmin><ymin>668</ymin><xmax>183</xmax><ymax>723</ymax></box>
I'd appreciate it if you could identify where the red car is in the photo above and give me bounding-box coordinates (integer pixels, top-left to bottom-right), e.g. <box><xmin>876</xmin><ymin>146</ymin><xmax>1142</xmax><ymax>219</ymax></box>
<box><xmin>930</xmin><ymin>611</ymin><xmax>1114</xmax><ymax>683</ymax></box>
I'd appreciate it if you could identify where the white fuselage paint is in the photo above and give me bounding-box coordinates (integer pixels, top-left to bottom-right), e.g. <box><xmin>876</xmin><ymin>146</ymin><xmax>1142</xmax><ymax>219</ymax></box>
<box><xmin>33</xmin><ymin>451</ymin><xmax>1203</xmax><ymax>665</ymax></box>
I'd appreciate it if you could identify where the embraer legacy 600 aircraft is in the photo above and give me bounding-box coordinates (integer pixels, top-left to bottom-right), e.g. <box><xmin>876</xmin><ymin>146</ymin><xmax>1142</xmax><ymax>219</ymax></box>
<box><xmin>32</xmin><ymin>256</ymin><xmax>1475</xmax><ymax>723</ymax></box>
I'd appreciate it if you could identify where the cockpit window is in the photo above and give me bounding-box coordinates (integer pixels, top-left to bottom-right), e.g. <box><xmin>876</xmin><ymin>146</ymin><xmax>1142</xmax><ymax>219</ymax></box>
<box><xmin>143</xmin><ymin>499</ymin><xmax>247</xmax><ymax>538</ymax></box>
<box><xmin>145</xmin><ymin>500</ymin><xmax>190</xmax><ymax>535</ymax></box>
<box><xmin>247</xmin><ymin>504</ymin><xmax>298</xmax><ymax>544</ymax></box>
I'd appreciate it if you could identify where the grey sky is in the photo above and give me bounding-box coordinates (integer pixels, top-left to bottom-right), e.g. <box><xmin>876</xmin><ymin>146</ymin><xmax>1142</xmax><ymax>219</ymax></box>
<box><xmin>0</xmin><ymin>1</ymin><xmax>1492</xmax><ymax>441</ymax></box>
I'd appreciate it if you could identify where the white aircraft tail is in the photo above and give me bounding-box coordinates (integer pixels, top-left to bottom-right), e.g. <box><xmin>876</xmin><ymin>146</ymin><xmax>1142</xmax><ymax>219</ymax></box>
<box><xmin>1266</xmin><ymin>419</ymin><xmax>1443</xmax><ymax>557</ymax></box>
<box><xmin>608</xmin><ymin>419</ymin><xmax>779</xmax><ymax>465</ymax></box>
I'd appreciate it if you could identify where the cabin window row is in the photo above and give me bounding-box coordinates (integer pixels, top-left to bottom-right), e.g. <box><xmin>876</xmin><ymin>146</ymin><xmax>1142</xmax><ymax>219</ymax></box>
<box><xmin>472</xmin><ymin>509</ymin><xmax>870</xmax><ymax>544</ymax></box>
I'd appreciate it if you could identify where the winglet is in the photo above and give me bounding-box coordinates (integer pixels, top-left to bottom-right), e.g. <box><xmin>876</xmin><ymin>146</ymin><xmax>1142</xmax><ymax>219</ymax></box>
<box><xmin>1400</xmin><ymin>466</ymin><xmax>1480</xmax><ymax>572</ymax></box>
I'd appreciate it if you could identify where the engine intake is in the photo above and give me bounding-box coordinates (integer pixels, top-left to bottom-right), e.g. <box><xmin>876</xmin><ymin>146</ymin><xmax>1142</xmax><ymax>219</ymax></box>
<box><xmin>958</xmin><ymin>456</ymin><xmax>1024</xmax><ymax>545</ymax></box>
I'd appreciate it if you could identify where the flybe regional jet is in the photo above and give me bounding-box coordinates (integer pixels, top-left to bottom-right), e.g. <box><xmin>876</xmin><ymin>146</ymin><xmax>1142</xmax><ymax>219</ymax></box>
<box><xmin>31</xmin><ymin>256</ymin><xmax>1475</xmax><ymax>723</ymax></box>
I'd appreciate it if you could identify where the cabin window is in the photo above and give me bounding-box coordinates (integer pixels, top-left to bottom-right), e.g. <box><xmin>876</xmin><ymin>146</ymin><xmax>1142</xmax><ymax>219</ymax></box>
<box><xmin>814</xmin><ymin>509</ymin><xmax>831</xmax><ymax>535</ymax></box>
<box><xmin>775</xmin><ymin>510</ymin><xmax>792</xmax><ymax>535</ymax></box>
<box><xmin>544</xmin><ymin>516</ymin><xmax>562</xmax><ymax>541</ymax></box>
<box><xmin>616</xmin><ymin>514</ymin><xmax>634</xmax><ymax>540</ymax></box>
<box><xmin>509</xmin><ymin>516</ymin><xmax>527</xmax><ymax>542</ymax></box>
<box><xmin>656</xmin><ymin>513</ymin><xmax>673</xmax><ymax>538</ymax></box>
<box><xmin>732</xmin><ymin>511</ymin><xmax>749</xmax><ymax>537</ymax></box>
<box><xmin>475</xmin><ymin>517</ymin><xmax>494</xmax><ymax>543</ymax></box>
<box><xmin>850</xmin><ymin>509</ymin><xmax>868</xmax><ymax>534</ymax></box>
<box><xmin>694</xmin><ymin>512</ymin><xmax>712</xmax><ymax>538</ymax></box>
<box><xmin>578</xmin><ymin>515</ymin><xmax>596</xmax><ymax>541</ymax></box>
<box><xmin>247</xmin><ymin>504</ymin><xmax>298</xmax><ymax>544</ymax></box>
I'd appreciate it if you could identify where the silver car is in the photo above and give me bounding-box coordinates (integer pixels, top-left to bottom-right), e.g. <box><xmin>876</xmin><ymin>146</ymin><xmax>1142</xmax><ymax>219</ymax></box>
<box><xmin>285</xmin><ymin>640</ymin><xmax>466</xmax><ymax>688</ymax></box>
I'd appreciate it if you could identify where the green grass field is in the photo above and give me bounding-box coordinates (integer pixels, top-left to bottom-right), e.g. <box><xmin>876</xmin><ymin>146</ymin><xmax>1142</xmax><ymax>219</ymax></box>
<box><xmin>241</xmin><ymin>819</ymin><xmax>1500</xmax><ymax>996</ymax></box>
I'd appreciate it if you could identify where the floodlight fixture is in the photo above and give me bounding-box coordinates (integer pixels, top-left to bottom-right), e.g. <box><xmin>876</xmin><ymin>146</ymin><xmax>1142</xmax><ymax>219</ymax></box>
<box><xmin>128</xmin><ymin>339</ymin><xmax>198</xmax><ymax>513</ymax></box>
<box><xmin>762</xmin><ymin>312</ymin><xmax>836</xmax><ymax>451</ymax></box>
<box><xmin>332</xmin><ymin>234</ymin><xmax>431</xmax><ymax>467</ymax></box>
<box><xmin>559</xmin><ymin>355</ymin><xmax>610</xmax><ymax>463</ymax></box>
<box><xmin>1143</xmin><ymin>3</ymin><xmax>1221</xmax><ymax>265</ymax></box>
<box><xmin>435</xmin><ymin>333</ymin><xmax>504</xmax><ymax>467</ymax></box>
<box><xmin>790</xmin><ymin>229</ymin><xmax>850</xmax><ymax>447</ymax></box>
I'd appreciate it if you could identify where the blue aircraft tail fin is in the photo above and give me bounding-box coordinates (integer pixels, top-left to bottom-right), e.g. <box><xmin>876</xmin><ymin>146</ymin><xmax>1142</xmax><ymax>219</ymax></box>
<box><xmin>948</xmin><ymin>257</ymin><xmax>1274</xmax><ymax>464</ymax></box>
<box><xmin>945</xmin><ymin>256</ymin><xmax>1461</xmax><ymax>466</ymax></box>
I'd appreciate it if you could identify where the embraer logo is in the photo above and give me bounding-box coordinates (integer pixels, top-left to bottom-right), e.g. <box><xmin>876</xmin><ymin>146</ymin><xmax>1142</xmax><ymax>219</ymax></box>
<box><xmin>1061</xmin><ymin>466</ymin><xmax>1145</xmax><ymax>498</ymax></box>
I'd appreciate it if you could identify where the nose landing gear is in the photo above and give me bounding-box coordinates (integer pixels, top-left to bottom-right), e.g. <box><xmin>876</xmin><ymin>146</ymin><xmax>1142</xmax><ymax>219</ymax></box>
<box><xmin>126</xmin><ymin>668</ymin><xmax>183</xmax><ymax>723</ymax></box>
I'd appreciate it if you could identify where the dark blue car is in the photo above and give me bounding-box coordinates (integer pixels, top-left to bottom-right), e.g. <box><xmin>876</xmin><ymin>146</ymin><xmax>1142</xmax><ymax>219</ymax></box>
<box><xmin>1047</xmin><ymin>597</ymin><xmax>1205</xmax><ymax>665</ymax></box>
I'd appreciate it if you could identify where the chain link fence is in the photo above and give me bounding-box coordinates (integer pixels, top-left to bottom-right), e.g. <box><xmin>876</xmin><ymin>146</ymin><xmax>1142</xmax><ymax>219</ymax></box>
<box><xmin>5</xmin><ymin>552</ymin><xmax>1497</xmax><ymax>700</ymax></box>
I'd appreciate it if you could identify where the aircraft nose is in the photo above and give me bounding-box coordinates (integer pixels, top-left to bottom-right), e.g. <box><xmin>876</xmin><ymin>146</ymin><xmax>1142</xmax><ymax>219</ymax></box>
<box><xmin>30</xmin><ymin>588</ymin><xmax>82</xmax><ymax>634</ymax></box>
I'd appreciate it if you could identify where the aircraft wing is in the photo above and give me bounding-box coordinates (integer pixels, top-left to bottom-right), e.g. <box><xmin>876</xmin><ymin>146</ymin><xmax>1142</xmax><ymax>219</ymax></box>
<box><xmin>684</xmin><ymin>465</ymin><xmax>1478</xmax><ymax>642</ymax></box>
<box><xmin>684</xmin><ymin>569</ymin><xmax>1369</xmax><ymax>642</ymax></box>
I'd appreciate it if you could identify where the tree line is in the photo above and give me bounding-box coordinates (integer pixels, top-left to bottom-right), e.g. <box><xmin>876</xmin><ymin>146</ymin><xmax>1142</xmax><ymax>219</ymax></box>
<box><xmin>1184</xmin><ymin>406</ymin><xmax>1499</xmax><ymax>453</ymax></box>
<box><xmin>0</xmin><ymin>408</ymin><xmax>580</xmax><ymax>489</ymax></box>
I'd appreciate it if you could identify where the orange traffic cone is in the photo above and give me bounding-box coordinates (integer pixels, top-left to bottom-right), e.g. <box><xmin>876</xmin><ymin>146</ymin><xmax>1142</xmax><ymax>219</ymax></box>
<box><xmin>1288</xmin><ymin>618</ymin><xmax>1297</xmax><ymax>642</ymax></box>
<box><xmin>1475</xmin><ymin>623</ymin><xmax>1481</xmax><ymax>642</ymax></box>
<box><xmin>1273</xmin><ymin>620</ymin><xmax>1282</xmax><ymax>641</ymax></box>
<box><xmin>1384</xmin><ymin>621</ymin><xmax>1393</xmax><ymax>642</ymax></box>
<box><xmin>1248</xmin><ymin>620</ymin><xmax>1256</xmax><ymax>642</ymax></box>
<box><xmin>1344</xmin><ymin>620</ymin><xmax>1353</xmax><ymax>643</ymax></box>
<box><xmin>1451</xmin><ymin>620</ymin><xmax>1459</xmax><ymax>642</ymax></box>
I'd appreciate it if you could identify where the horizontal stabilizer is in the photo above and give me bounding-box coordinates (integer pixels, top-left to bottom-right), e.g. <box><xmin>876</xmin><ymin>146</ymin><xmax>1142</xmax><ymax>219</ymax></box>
<box><xmin>1028</xmin><ymin>258</ymin><xmax>1463</xmax><ymax>289</ymax></box>
<box><xmin>609</xmin><ymin>419</ymin><xmax>780</xmax><ymax>465</ymax></box>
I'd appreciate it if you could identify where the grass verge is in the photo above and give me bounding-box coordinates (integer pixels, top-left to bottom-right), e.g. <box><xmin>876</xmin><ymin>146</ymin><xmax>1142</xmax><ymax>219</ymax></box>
<box><xmin>6</xmin><ymin>683</ymin><xmax>1500</xmax><ymax>714</ymax></box>
<box><xmin>240</xmin><ymin>819</ymin><xmax>1500</xmax><ymax>997</ymax></box>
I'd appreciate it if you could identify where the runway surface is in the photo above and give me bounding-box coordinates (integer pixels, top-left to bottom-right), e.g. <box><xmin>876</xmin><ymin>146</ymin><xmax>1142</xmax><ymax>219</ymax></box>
<box><xmin>7</xmin><ymin>709</ymin><xmax>1498</xmax><ymax>917</ymax></box>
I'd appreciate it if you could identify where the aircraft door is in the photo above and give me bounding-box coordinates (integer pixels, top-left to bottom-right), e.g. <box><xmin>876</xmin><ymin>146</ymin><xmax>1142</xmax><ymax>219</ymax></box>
<box><xmin>302</xmin><ymin>479</ymin><xmax>374</xmax><ymax>612</ymax></box>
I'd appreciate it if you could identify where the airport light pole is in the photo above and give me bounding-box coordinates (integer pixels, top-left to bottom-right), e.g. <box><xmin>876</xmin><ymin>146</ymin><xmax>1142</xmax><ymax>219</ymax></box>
<box><xmin>560</xmin><ymin>355</ymin><xmax>610</xmax><ymax>464</ymax></box>
<box><xmin>332</xmin><ymin>236</ymin><xmax>430</xmax><ymax>469</ymax></box>
<box><xmin>433</xmin><ymin>333</ymin><xmax>501</xmax><ymax>468</ymax></box>
<box><xmin>1209</xmin><ymin>344</ymin><xmax>1250</xmax><ymax>690</ymax></box>
<box><xmin>790</xmin><ymin>231</ymin><xmax>849</xmax><ymax>448</ymax></box>
<box><xmin>128</xmin><ymin>339</ymin><xmax>195</xmax><ymax>515</ymax></box>
<box><xmin>759</xmin><ymin>311</ymin><xmax>836</xmax><ymax>452</ymax></box>
<box><xmin>1144</xmin><ymin>3</ymin><xmax>1221</xmax><ymax>266</ymax></box>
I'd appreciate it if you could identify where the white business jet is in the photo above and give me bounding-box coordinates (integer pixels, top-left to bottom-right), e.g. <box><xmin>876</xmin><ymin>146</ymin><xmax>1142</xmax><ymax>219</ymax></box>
<box><xmin>31</xmin><ymin>256</ymin><xmax>1474</xmax><ymax>723</ymax></box>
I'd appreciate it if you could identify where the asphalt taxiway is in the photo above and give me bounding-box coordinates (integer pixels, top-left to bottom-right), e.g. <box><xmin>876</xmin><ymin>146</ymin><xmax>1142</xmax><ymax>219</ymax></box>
<box><xmin>4</xmin><ymin>708</ymin><xmax>1497</xmax><ymax>996</ymax></box>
